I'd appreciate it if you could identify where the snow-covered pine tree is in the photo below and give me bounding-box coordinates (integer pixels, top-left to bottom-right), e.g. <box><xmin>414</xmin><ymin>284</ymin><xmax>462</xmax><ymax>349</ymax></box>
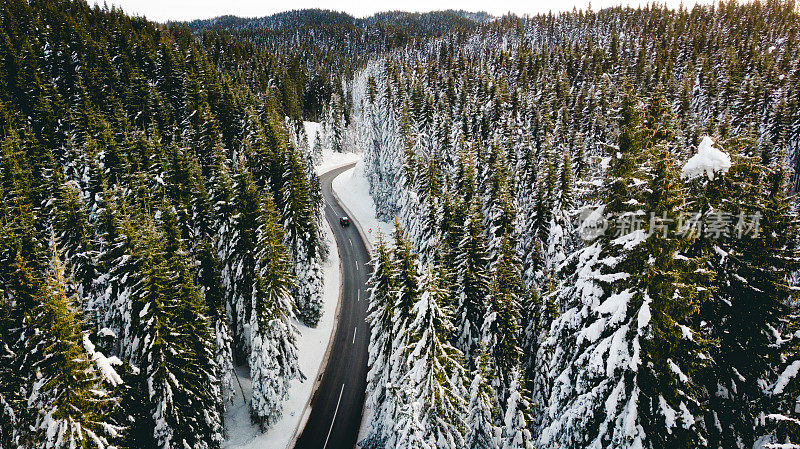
<box><xmin>330</xmin><ymin>94</ymin><xmax>345</xmax><ymax>152</ymax></box>
<box><xmin>15</xmin><ymin>245</ymin><xmax>123</xmax><ymax>449</ymax></box>
<box><xmin>226</xmin><ymin>167</ymin><xmax>265</xmax><ymax>362</ymax></box>
<box><xmin>197</xmin><ymin>237</ymin><xmax>236</xmax><ymax>404</ymax></box>
<box><xmin>409</xmin><ymin>154</ymin><xmax>443</xmax><ymax>262</ymax></box>
<box><xmin>465</xmin><ymin>348</ymin><xmax>501</xmax><ymax>449</ymax></box>
<box><xmin>0</xmin><ymin>294</ymin><xmax>18</xmax><ymax>449</ymax></box>
<box><xmin>248</xmin><ymin>192</ymin><xmax>304</xmax><ymax>429</ymax></box>
<box><xmin>381</xmin><ymin>222</ymin><xmax>424</xmax><ymax>449</ymax></box>
<box><xmin>454</xmin><ymin>199</ymin><xmax>492</xmax><ymax>368</ymax></box>
<box><xmin>683</xmin><ymin>136</ymin><xmax>800</xmax><ymax>448</ymax></box>
<box><xmin>500</xmin><ymin>368</ymin><xmax>535</xmax><ymax>449</ymax></box>
<box><xmin>397</xmin><ymin>264</ymin><xmax>467</xmax><ymax>449</ymax></box>
<box><xmin>393</xmin><ymin>399</ymin><xmax>430</xmax><ymax>449</ymax></box>
<box><xmin>281</xmin><ymin>146</ymin><xmax>324</xmax><ymax>326</ymax></box>
<box><xmin>52</xmin><ymin>178</ymin><xmax>96</xmax><ymax>301</ymax></box>
<box><xmin>129</xmin><ymin>209</ymin><xmax>224</xmax><ymax>449</ymax></box>
<box><xmin>536</xmin><ymin>90</ymin><xmax>709</xmax><ymax>449</ymax></box>
<box><xmin>482</xmin><ymin>233</ymin><xmax>524</xmax><ymax>407</ymax></box>
<box><xmin>364</xmin><ymin>236</ymin><xmax>397</xmax><ymax>448</ymax></box>
<box><xmin>544</xmin><ymin>151</ymin><xmax>574</xmax><ymax>280</ymax></box>
<box><xmin>90</xmin><ymin>190</ymin><xmax>141</xmax><ymax>358</ymax></box>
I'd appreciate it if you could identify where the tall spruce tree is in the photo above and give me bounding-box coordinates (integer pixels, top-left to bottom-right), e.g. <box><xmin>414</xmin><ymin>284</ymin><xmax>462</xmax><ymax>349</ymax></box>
<box><xmin>397</xmin><ymin>264</ymin><xmax>467</xmax><ymax>449</ymax></box>
<box><xmin>500</xmin><ymin>368</ymin><xmax>535</xmax><ymax>449</ymax></box>
<box><xmin>683</xmin><ymin>136</ymin><xmax>800</xmax><ymax>448</ymax></box>
<box><xmin>248</xmin><ymin>192</ymin><xmax>303</xmax><ymax>429</ymax></box>
<box><xmin>482</xmin><ymin>234</ymin><xmax>524</xmax><ymax>407</ymax></box>
<box><xmin>128</xmin><ymin>210</ymin><xmax>224</xmax><ymax>449</ymax></box>
<box><xmin>465</xmin><ymin>348</ymin><xmax>501</xmax><ymax>449</ymax></box>
<box><xmin>15</xmin><ymin>245</ymin><xmax>123</xmax><ymax>449</ymax></box>
<box><xmin>536</xmin><ymin>91</ymin><xmax>709</xmax><ymax>449</ymax></box>
<box><xmin>364</xmin><ymin>236</ymin><xmax>397</xmax><ymax>447</ymax></box>
<box><xmin>454</xmin><ymin>199</ymin><xmax>492</xmax><ymax>367</ymax></box>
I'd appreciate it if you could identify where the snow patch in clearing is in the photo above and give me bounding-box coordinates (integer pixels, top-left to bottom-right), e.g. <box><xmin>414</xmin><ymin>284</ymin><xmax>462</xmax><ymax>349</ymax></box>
<box><xmin>681</xmin><ymin>136</ymin><xmax>731</xmax><ymax>180</ymax></box>
<box><xmin>315</xmin><ymin>149</ymin><xmax>362</xmax><ymax>175</ymax></box>
<box><xmin>332</xmin><ymin>161</ymin><xmax>394</xmax><ymax>250</ymax></box>
<box><xmin>306</xmin><ymin>121</ymin><xmax>361</xmax><ymax>174</ymax></box>
<box><xmin>303</xmin><ymin>121</ymin><xmax>321</xmax><ymax>149</ymax></box>
<box><xmin>223</xmin><ymin>217</ymin><xmax>342</xmax><ymax>449</ymax></box>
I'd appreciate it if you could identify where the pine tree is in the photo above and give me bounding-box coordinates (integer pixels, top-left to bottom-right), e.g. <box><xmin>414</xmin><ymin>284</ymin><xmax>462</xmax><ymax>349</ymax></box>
<box><xmin>482</xmin><ymin>234</ymin><xmax>524</xmax><ymax>406</ymax></box>
<box><xmin>684</xmin><ymin>137</ymin><xmax>800</xmax><ymax>448</ymax></box>
<box><xmin>226</xmin><ymin>168</ymin><xmax>266</xmax><ymax>362</ymax></box>
<box><xmin>197</xmin><ymin>237</ymin><xmax>236</xmax><ymax>404</ymax></box>
<box><xmin>129</xmin><ymin>210</ymin><xmax>224</xmax><ymax>449</ymax></box>
<box><xmin>52</xmin><ymin>179</ymin><xmax>96</xmax><ymax>300</ymax></box>
<box><xmin>453</xmin><ymin>199</ymin><xmax>491</xmax><ymax>367</ymax></box>
<box><xmin>536</xmin><ymin>91</ymin><xmax>709</xmax><ymax>449</ymax></box>
<box><xmin>465</xmin><ymin>348</ymin><xmax>501</xmax><ymax>449</ymax></box>
<box><xmin>397</xmin><ymin>264</ymin><xmax>467</xmax><ymax>449</ymax></box>
<box><xmin>500</xmin><ymin>368</ymin><xmax>534</xmax><ymax>449</ymax></box>
<box><xmin>15</xmin><ymin>245</ymin><xmax>123</xmax><ymax>449</ymax></box>
<box><xmin>364</xmin><ymin>236</ymin><xmax>397</xmax><ymax>447</ymax></box>
<box><xmin>281</xmin><ymin>146</ymin><xmax>324</xmax><ymax>326</ymax></box>
<box><xmin>388</xmin><ymin>221</ymin><xmax>421</xmax><ymax>394</ymax></box>
<box><xmin>248</xmin><ymin>193</ymin><xmax>304</xmax><ymax>429</ymax></box>
<box><xmin>0</xmin><ymin>278</ymin><xmax>21</xmax><ymax>449</ymax></box>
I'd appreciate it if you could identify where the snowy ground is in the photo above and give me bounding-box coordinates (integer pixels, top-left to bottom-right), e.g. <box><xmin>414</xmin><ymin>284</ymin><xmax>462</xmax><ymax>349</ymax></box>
<box><xmin>314</xmin><ymin>148</ymin><xmax>361</xmax><ymax>175</ymax></box>
<box><xmin>331</xmin><ymin>160</ymin><xmax>394</xmax><ymax>251</ymax></box>
<box><xmin>305</xmin><ymin>121</ymin><xmax>361</xmax><ymax>175</ymax></box>
<box><xmin>223</xmin><ymin>217</ymin><xmax>342</xmax><ymax>449</ymax></box>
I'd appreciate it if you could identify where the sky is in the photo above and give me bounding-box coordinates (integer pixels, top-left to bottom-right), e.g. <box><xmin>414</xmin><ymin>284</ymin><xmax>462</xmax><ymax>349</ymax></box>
<box><xmin>94</xmin><ymin>0</ymin><xmax>710</xmax><ymax>23</ymax></box>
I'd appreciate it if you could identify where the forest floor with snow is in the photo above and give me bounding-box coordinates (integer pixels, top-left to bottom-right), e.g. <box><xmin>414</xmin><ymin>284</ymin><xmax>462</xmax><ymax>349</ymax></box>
<box><xmin>222</xmin><ymin>215</ymin><xmax>342</xmax><ymax>449</ymax></box>
<box><xmin>304</xmin><ymin>121</ymin><xmax>362</xmax><ymax>174</ymax></box>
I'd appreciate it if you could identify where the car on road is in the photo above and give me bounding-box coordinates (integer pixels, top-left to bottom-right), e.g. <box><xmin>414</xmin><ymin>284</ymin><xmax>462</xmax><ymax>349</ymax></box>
<box><xmin>340</xmin><ymin>216</ymin><xmax>350</xmax><ymax>227</ymax></box>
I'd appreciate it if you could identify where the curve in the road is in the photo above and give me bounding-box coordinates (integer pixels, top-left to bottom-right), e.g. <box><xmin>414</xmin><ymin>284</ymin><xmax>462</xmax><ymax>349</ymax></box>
<box><xmin>294</xmin><ymin>163</ymin><xmax>371</xmax><ymax>449</ymax></box>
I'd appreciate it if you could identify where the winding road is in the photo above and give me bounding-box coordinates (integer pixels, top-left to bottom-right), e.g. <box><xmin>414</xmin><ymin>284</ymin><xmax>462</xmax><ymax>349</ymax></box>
<box><xmin>294</xmin><ymin>163</ymin><xmax>371</xmax><ymax>449</ymax></box>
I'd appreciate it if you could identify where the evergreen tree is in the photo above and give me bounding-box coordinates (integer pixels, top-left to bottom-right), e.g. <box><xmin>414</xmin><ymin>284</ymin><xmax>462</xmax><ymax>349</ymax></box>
<box><xmin>129</xmin><ymin>211</ymin><xmax>224</xmax><ymax>449</ymax></box>
<box><xmin>15</xmin><ymin>245</ymin><xmax>123</xmax><ymax>449</ymax></box>
<box><xmin>465</xmin><ymin>348</ymin><xmax>501</xmax><ymax>449</ymax></box>
<box><xmin>281</xmin><ymin>146</ymin><xmax>324</xmax><ymax>326</ymax></box>
<box><xmin>500</xmin><ymin>368</ymin><xmax>535</xmax><ymax>449</ymax></box>
<box><xmin>482</xmin><ymin>234</ymin><xmax>524</xmax><ymax>406</ymax></box>
<box><xmin>684</xmin><ymin>137</ymin><xmax>800</xmax><ymax>448</ymax></box>
<box><xmin>248</xmin><ymin>193</ymin><xmax>304</xmax><ymax>429</ymax></box>
<box><xmin>364</xmin><ymin>236</ymin><xmax>397</xmax><ymax>446</ymax></box>
<box><xmin>397</xmin><ymin>264</ymin><xmax>467</xmax><ymax>449</ymax></box>
<box><xmin>536</xmin><ymin>92</ymin><xmax>709</xmax><ymax>449</ymax></box>
<box><xmin>453</xmin><ymin>199</ymin><xmax>491</xmax><ymax>367</ymax></box>
<box><xmin>197</xmin><ymin>238</ymin><xmax>236</xmax><ymax>404</ymax></box>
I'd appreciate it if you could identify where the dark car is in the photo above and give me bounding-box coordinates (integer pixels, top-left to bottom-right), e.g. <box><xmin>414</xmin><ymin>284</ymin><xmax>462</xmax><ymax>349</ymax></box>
<box><xmin>339</xmin><ymin>216</ymin><xmax>350</xmax><ymax>226</ymax></box>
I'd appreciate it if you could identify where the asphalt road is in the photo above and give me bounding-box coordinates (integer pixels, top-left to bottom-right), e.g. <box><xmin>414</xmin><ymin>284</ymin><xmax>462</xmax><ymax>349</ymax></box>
<box><xmin>294</xmin><ymin>163</ymin><xmax>371</xmax><ymax>449</ymax></box>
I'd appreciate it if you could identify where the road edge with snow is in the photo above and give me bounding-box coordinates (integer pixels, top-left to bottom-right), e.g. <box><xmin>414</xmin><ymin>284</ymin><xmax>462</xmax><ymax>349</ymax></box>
<box><xmin>330</xmin><ymin>161</ymin><xmax>394</xmax><ymax>443</ymax></box>
<box><xmin>284</xmin><ymin>214</ymin><xmax>345</xmax><ymax>449</ymax></box>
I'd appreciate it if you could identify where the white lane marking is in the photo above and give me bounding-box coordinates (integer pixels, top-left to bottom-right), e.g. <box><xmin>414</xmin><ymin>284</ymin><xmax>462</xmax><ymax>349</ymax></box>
<box><xmin>355</xmin><ymin>261</ymin><xmax>359</xmax><ymax>271</ymax></box>
<box><xmin>349</xmin><ymin>238</ymin><xmax>353</xmax><ymax>246</ymax></box>
<box><xmin>353</xmin><ymin>327</ymin><xmax>357</xmax><ymax>344</ymax></box>
<box><xmin>323</xmin><ymin>384</ymin><xmax>345</xmax><ymax>449</ymax></box>
<box><xmin>357</xmin><ymin>290</ymin><xmax>360</xmax><ymax>302</ymax></box>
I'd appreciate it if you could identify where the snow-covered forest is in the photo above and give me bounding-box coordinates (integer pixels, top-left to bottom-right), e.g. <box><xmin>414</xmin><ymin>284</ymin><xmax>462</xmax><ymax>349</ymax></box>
<box><xmin>352</xmin><ymin>2</ymin><xmax>800</xmax><ymax>448</ymax></box>
<box><xmin>0</xmin><ymin>1</ymin><xmax>327</xmax><ymax>448</ymax></box>
<box><xmin>3</xmin><ymin>1</ymin><xmax>800</xmax><ymax>449</ymax></box>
